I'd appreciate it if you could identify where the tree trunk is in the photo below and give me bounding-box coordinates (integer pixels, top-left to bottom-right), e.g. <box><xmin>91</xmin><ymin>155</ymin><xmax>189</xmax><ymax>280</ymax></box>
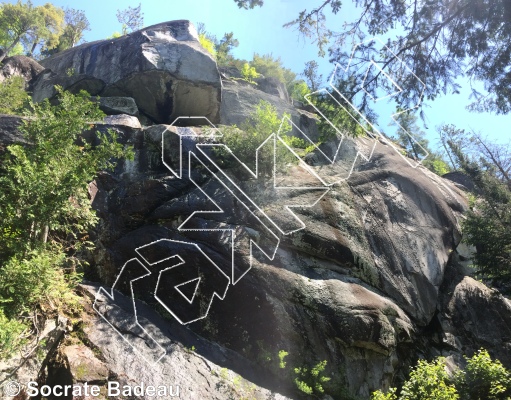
<box><xmin>41</xmin><ymin>224</ymin><xmax>49</xmax><ymax>244</ymax></box>
<box><xmin>28</xmin><ymin>39</ymin><xmax>39</xmax><ymax>58</ymax></box>
<box><xmin>0</xmin><ymin>36</ymin><xmax>21</xmax><ymax>63</ymax></box>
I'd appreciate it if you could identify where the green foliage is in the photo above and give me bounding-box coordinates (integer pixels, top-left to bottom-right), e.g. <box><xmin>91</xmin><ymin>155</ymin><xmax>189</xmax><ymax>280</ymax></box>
<box><xmin>116</xmin><ymin>3</ymin><xmax>143</xmax><ymax>35</ymax></box>
<box><xmin>308</xmin><ymin>90</ymin><xmax>366</xmax><ymax>140</ymax></box>
<box><xmin>400</xmin><ymin>358</ymin><xmax>459</xmax><ymax>400</ymax></box>
<box><xmin>372</xmin><ymin>350</ymin><xmax>511</xmax><ymax>400</ymax></box>
<box><xmin>240</xmin><ymin>62</ymin><xmax>260</xmax><ymax>83</ymax></box>
<box><xmin>438</xmin><ymin>124</ymin><xmax>469</xmax><ymax>171</ymax></box>
<box><xmin>0</xmin><ymin>248</ymin><xmax>80</xmax><ymax>318</ymax></box>
<box><xmin>0</xmin><ymin>87</ymin><xmax>130</xmax><ymax>259</ymax></box>
<box><xmin>250</xmin><ymin>53</ymin><xmax>295</xmax><ymax>86</ymax></box>
<box><xmin>278</xmin><ymin>350</ymin><xmax>288</xmax><ymax>369</ymax></box>
<box><xmin>250</xmin><ymin>53</ymin><xmax>306</xmax><ymax>102</ymax></box>
<box><xmin>0</xmin><ymin>87</ymin><xmax>132</xmax><ymax>357</ymax></box>
<box><xmin>42</xmin><ymin>7</ymin><xmax>90</xmax><ymax>55</ymax></box>
<box><xmin>371</xmin><ymin>388</ymin><xmax>398</xmax><ymax>400</ymax></box>
<box><xmin>0</xmin><ymin>309</ymin><xmax>26</xmax><ymax>359</ymax></box>
<box><xmin>0</xmin><ymin>76</ymin><xmax>29</xmax><ymax>115</ymax></box>
<box><xmin>215</xmin><ymin>100</ymin><xmax>295</xmax><ymax>175</ymax></box>
<box><xmin>422</xmin><ymin>153</ymin><xmax>451</xmax><ymax>176</ymax></box>
<box><xmin>195</xmin><ymin>23</ymin><xmax>240</xmax><ymax>67</ymax></box>
<box><xmin>447</xmin><ymin>134</ymin><xmax>511</xmax><ymax>286</ymax></box>
<box><xmin>198</xmin><ymin>33</ymin><xmax>216</xmax><ymax>59</ymax></box>
<box><xmin>455</xmin><ymin>349</ymin><xmax>511</xmax><ymax>399</ymax></box>
<box><xmin>234</xmin><ymin>0</ymin><xmax>263</xmax><ymax>9</ymax></box>
<box><xmin>23</xmin><ymin>2</ymin><xmax>64</xmax><ymax>57</ymax></box>
<box><xmin>280</xmin><ymin>134</ymin><xmax>315</xmax><ymax>158</ymax></box>
<box><xmin>215</xmin><ymin>32</ymin><xmax>239</xmax><ymax>66</ymax></box>
<box><xmin>288</xmin><ymin>79</ymin><xmax>310</xmax><ymax>103</ymax></box>
<box><xmin>106</xmin><ymin>31</ymin><xmax>122</xmax><ymax>40</ymax></box>
<box><xmin>294</xmin><ymin>360</ymin><xmax>331</xmax><ymax>395</ymax></box>
<box><xmin>391</xmin><ymin>111</ymin><xmax>429</xmax><ymax>160</ymax></box>
<box><xmin>302</xmin><ymin>60</ymin><xmax>323</xmax><ymax>92</ymax></box>
<box><xmin>282</xmin><ymin>0</ymin><xmax>511</xmax><ymax>114</ymax></box>
<box><xmin>389</xmin><ymin>111</ymin><xmax>452</xmax><ymax>176</ymax></box>
<box><xmin>0</xmin><ymin>0</ymin><xmax>65</xmax><ymax>60</ymax></box>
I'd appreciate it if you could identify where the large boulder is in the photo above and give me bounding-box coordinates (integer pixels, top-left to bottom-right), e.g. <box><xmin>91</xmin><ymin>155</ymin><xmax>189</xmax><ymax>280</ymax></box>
<box><xmin>0</xmin><ymin>55</ymin><xmax>44</xmax><ymax>83</ymax></box>
<box><xmin>430</xmin><ymin>254</ymin><xmax>511</xmax><ymax>368</ymax></box>
<box><xmin>33</xmin><ymin>20</ymin><xmax>221</xmax><ymax>124</ymax></box>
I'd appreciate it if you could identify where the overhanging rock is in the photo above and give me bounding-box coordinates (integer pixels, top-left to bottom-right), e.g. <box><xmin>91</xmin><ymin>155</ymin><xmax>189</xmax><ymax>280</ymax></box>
<box><xmin>35</xmin><ymin>20</ymin><xmax>221</xmax><ymax>124</ymax></box>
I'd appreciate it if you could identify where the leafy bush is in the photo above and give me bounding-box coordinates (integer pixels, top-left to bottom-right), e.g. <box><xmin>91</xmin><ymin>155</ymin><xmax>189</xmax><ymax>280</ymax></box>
<box><xmin>288</xmin><ymin>80</ymin><xmax>310</xmax><ymax>103</ymax></box>
<box><xmin>371</xmin><ymin>388</ymin><xmax>398</xmax><ymax>400</ymax></box>
<box><xmin>454</xmin><ymin>349</ymin><xmax>511</xmax><ymax>399</ymax></box>
<box><xmin>199</xmin><ymin>33</ymin><xmax>216</xmax><ymax>59</ymax></box>
<box><xmin>0</xmin><ymin>76</ymin><xmax>29</xmax><ymax>115</ymax></box>
<box><xmin>215</xmin><ymin>100</ymin><xmax>296</xmax><ymax>175</ymax></box>
<box><xmin>106</xmin><ymin>31</ymin><xmax>122</xmax><ymax>39</ymax></box>
<box><xmin>0</xmin><ymin>87</ymin><xmax>132</xmax><ymax>357</ymax></box>
<box><xmin>0</xmin><ymin>309</ymin><xmax>26</xmax><ymax>359</ymax></box>
<box><xmin>372</xmin><ymin>350</ymin><xmax>511</xmax><ymax>400</ymax></box>
<box><xmin>423</xmin><ymin>153</ymin><xmax>451</xmax><ymax>175</ymax></box>
<box><xmin>0</xmin><ymin>248</ymin><xmax>81</xmax><ymax>319</ymax></box>
<box><xmin>0</xmin><ymin>87</ymin><xmax>131</xmax><ymax>259</ymax></box>
<box><xmin>278</xmin><ymin>350</ymin><xmax>288</xmax><ymax>369</ymax></box>
<box><xmin>294</xmin><ymin>359</ymin><xmax>331</xmax><ymax>395</ymax></box>
<box><xmin>250</xmin><ymin>53</ymin><xmax>298</xmax><ymax>93</ymax></box>
<box><xmin>399</xmin><ymin>358</ymin><xmax>458</xmax><ymax>400</ymax></box>
<box><xmin>240</xmin><ymin>62</ymin><xmax>260</xmax><ymax>83</ymax></box>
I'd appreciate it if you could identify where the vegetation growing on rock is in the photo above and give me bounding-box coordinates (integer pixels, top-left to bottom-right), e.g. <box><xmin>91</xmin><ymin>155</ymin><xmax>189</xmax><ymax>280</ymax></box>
<box><xmin>372</xmin><ymin>350</ymin><xmax>511</xmax><ymax>400</ymax></box>
<box><xmin>0</xmin><ymin>88</ymin><xmax>132</xmax><ymax>358</ymax></box>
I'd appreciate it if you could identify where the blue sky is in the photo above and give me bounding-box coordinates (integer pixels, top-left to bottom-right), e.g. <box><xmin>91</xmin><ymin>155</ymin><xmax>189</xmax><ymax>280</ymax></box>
<box><xmin>11</xmin><ymin>0</ymin><xmax>510</xmax><ymax>148</ymax></box>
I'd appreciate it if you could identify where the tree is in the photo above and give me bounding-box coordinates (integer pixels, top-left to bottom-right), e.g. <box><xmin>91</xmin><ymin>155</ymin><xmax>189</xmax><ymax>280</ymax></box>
<box><xmin>21</xmin><ymin>2</ymin><xmax>64</xmax><ymax>57</ymax></box>
<box><xmin>302</xmin><ymin>60</ymin><xmax>322</xmax><ymax>92</ymax></box>
<box><xmin>455</xmin><ymin>349</ymin><xmax>511</xmax><ymax>399</ymax></box>
<box><xmin>195</xmin><ymin>23</ymin><xmax>240</xmax><ymax>67</ymax></box>
<box><xmin>116</xmin><ymin>3</ymin><xmax>143</xmax><ymax>35</ymax></box>
<box><xmin>41</xmin><ymin>7</ymin><xmax>90</xmax><ymax>56</ymax></box>
<box><xmin>250</xmin><ymin>53</ymin><xmax>296</xmax><ymax>89</ymax></box>
<box><xmin>215</xmin><ymin>32</ymin><xmax>239</xmax><ymax>66</ymax></box>
<box><xmin>391</xmin><ymin>110</ymin><xmax>429</xmax><ymax>160</ymax></box>
<box><xmin>0</xmin><ymin>0</ymin><xmax>64</xmax><ymax>62</ymax></box>
<box><xmin>245</xmin><ymin>0</ymin><xmax>511</xmax><ymax>115</ymax></box>
<box><xmin>55</xmin><ymin>7</ymin><xmax>90</xmax><ymax>50</ymax></box>
<box><xmin>372</xmin><ymin>350</ymin><xmax>511</xmax><ymax>400</ymax></box>
<box><xmin>438</xmin><ymin>124</ymin><xmax>471</xmax><ymax>171</ymax></box>
<box><xmin>234</xmin><ymin>0</ymin><xmax>263</xmax><ymax>9</ymax></box>
<box><xmin>0</xmin><ymin>87</ymin><xmax>132</xmax><ymax>358</ymax></box>
<box><xmin>448</xmin><ymin>137</ymin><xmax>511</xmax><ymax>287</ymax></box>
<box><xmin>0</xmin><ymin>87</ymin><xmax>131</xmax><ymax>260</ymax></box>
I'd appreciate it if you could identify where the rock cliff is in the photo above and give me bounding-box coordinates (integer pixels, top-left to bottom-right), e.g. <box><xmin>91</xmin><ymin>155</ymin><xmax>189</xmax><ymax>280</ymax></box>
<box><xmin>1</xmin><ymin>20</ymin><xmax>511</xmax><ymax>400</ymax></box>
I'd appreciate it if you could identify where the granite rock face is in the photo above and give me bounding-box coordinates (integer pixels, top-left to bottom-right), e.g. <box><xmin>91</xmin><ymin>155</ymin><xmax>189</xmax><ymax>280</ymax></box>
<box><xmin>33</xmin><ymin>20</ymin><xmax>222</xmax><ymax>124</ymax></box>
<box><xmin>80</xmin><ymin>122</ymin><xmax>478</xmax><ymax>398</ymax></box>
<box><xmin>2</xmin><ymin>19</ymin><xmax>511</xmax><ymax>400</ymax></box>
<box><xmin>0</xmin><ymin>55</ymin><xmax>44</xmax><ymax>83</ymax></box>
